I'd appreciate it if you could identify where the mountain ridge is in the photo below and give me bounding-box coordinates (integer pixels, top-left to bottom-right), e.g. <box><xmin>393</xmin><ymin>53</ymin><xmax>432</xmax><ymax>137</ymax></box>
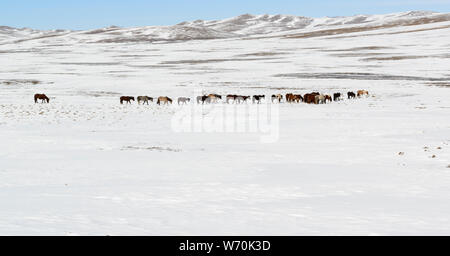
<box><xmin>1</xmin><ymin>11</ymin><xmax>448</xmax><ymax>44</ymax></box>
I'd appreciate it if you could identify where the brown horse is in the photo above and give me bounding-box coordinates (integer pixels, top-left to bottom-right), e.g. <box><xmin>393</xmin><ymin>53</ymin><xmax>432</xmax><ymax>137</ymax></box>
<box><xmin>357</xmin><ymin>90</ymin><xmax>369</xmax><ymax>97</ymax></box>
<box><xmin>287</xmin><ymin>94</ymin><xmax>303</xmax><ymax>103</ymax></box>
<box><xmin>303</xmin><ymin>94</ymin><xmax>314</xmax><ymax>104</ymax></box>
<box><xmin>34</xmin><ymin>94</ymin><xmax>50</xmax><ymax>103</ymax></box>
<box><xmin>157</xmin><ymin>96</ymin><xmax>173</xmax><ymax>105</ymax></box>
<box><xmin>207</xmin><ymin>94</ymin><xmax>222</xmax><ymax>103</ymax></box>
<box><xmin>304</xmin><ymin>92</ymin><xmax>319</xmax><ymax>104</ymax></box>
<box><xmin>324</xmin><ymin>95</ymin><xmax>333</xmax><ymax>103</ymax></box>
<box><xmin>293</xmin><ymin>94</ymin><xmax>303</xmax><ymax>103</ymax></box>
<box><xmin>286</xmin><ymin>93</ymin><xmax>294</xmax><ymax>103</ymax></box>
<box><xmin>120</xmin><ymin>96</ymin><xmax>135</xmax><ymax>104</ymax></box>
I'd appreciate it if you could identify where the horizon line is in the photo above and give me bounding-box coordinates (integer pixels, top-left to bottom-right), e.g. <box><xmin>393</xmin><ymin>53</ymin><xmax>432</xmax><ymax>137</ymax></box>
<box><xmin>0</xmin><ymin>9</ymin><xmax>444</xmax><ymax>31</ymax></box>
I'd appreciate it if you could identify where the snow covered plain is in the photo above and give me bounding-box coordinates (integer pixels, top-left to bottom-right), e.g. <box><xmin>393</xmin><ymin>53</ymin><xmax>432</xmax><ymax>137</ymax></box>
<box><xmin>0</xmin><ymin>11</ymin><xmax>450</xmax><ymax>235</ymax></box>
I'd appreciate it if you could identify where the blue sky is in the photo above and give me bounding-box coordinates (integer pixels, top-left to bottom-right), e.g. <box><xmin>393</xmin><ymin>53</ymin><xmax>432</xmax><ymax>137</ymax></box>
<box><xmin>1</xmin><ymin>0</ymin><xmax>450</xmax><ymax>30</ymax></box>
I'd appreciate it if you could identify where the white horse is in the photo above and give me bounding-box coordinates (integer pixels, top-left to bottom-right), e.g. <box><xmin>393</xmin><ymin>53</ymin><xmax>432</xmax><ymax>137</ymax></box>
<box><xmin>178</xmin><ymin>97</ymin><xmax>190</xmax><ymax>105</ymax></box>
<box><xmin>252</xmin><ymin>95</ymin><xmax>265</xmax><ymax>104</ymax></box>
<box><xmin>314</xmin><ymin>94</ymin><xmax>326</xmax><ymax>104</ymax></box>
<box><xmin>226</xmin><ymin>95</ymin><xmax>236</xmax><ymax>104</ymax></box>
<box><xmin>271</xmin><ymin>94</ymin><xmax>283</xmax><ymax>103</ymax></box>
<box><xmin>236</xmin><ymin>96</ymin><xmax>250</xmax><ymax>104</ymax></box>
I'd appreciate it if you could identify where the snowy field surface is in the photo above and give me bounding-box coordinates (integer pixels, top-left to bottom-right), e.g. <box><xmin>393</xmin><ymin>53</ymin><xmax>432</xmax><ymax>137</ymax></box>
<box><xmin>0</xmin><ymin>11</ymin><xmax>450</xmax><ymax>235</ymax></box>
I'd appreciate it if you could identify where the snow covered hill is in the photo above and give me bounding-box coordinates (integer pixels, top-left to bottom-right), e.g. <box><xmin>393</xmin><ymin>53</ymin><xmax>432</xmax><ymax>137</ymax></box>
<box><xmin>1</xmin><ymin>11</ymin><xmax>449</xmax><ymax>44</ymax></box>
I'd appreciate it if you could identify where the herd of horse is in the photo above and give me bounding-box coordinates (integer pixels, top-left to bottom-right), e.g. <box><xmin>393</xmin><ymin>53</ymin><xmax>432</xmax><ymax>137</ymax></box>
<box><xmin>34</xmin><ymin>90</ymin><xmax>369</xmax><ymax>105</ymax></box>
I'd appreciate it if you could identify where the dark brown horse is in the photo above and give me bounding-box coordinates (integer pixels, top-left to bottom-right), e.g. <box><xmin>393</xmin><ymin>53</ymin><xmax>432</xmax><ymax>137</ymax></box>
<box><xmin>197</xmin><ymin>95</ymin><xmax>209</xmax><ymax>104</ymax></box>
<box><xmin>252</xmin><ymin>95</ymin><xmax>265</xmax><ymax>104</ymax></box>
<box><xmin>34</xmin><ymin>94</ymin><xmax>50</xmax><ymax>103</ymax></box>
<box><xmin>304</xmin><ymin>92</ymin><xmax>319</xmax><ymax>104</ymax></box>
<box><xmin>286</xmin><ymin>93</ymin><xmax>294</xmax><ymax>103</ymax></box>
<box><xmin>293</xmin><ymin>94</ymin><xmax>303</xmax><ymax>103</ymax></box>
<box><xmin>120</xmin><ymin>96</ymin><xmax>135</xmax><ymax>104</ymax></box>
<box><xmin>333</xmin><ymin>93</ymin><xmax>341</xmax><ymax>101</ymax></box>
<box><xmin>324</xmin><ymin>95</ymin><xmax>332</xmax><ymax>103</ymax></box>
<box><xmin>226</xmin><ymin>94</ymin><xmax>238</xmax><ymax>104</ymax></box>
<box><xmin>347</xmin><ymin>92</ymin><xmax>356</xmax><ymax>99</ymax></box>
